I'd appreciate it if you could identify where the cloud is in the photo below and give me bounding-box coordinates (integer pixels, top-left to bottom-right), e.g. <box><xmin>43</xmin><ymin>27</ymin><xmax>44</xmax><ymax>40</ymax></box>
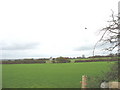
<box><xmin>74</xmin><ymin>46</ymin><xmax>94</xmax><ymax>51</ymax></box>
<box><xmin>73</xmin><ymin>42</ymin><xmax>111</xmax><ymax>51</ymax></box>
<box><xmin>0</xmin><ymin>42</ymin><xmax>40</xmax><ymax>50</ymax></box>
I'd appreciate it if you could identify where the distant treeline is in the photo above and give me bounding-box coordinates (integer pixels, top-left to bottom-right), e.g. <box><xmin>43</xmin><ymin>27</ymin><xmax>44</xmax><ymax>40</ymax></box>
<box><xmin>1</xmin><ymin>58</ymin><xmax>118</xmax><ymax>64</ymax></box>
<box><xmin>88</xmin><ymin>54</ymin><xmax>118</xmax><ymax>58</ymax></box>
<box><xmin>75</xmin><ymin>59</ymin><xmax>118</xmax><ymax>63</ymax></box>
<box><xmin>2</xmin><ymin>59</ymin><xmax>47</xmax><ymax>64</ymax></box>
<box><xmin>1</xmin><ymin>54</ymin><xmax>119</xmax><ymax>64</ymax></box>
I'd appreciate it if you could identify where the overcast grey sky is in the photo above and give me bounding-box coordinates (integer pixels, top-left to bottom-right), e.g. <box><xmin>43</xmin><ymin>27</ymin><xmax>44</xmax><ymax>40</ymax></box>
<box><xmin>0</xmin><ymin>0</ymin><xmax>119</xmax><ymax>59</ymax></box>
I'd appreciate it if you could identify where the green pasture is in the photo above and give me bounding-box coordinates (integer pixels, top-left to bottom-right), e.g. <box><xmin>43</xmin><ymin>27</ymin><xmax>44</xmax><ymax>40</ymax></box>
<box><xmin>2</xmin><ymin>62</ymin><xmax>115</xmax><ymax>88</ymax></box>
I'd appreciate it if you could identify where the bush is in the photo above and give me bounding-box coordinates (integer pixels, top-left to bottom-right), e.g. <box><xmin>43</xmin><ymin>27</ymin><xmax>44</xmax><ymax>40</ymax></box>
<box><xmin>104</xmin><ymin>62</ymin><xmax>119</xmax><ymax>81</ymax></box>
<box><xmin>55</xmin><ymin>56</ymin><xmax>70</xmax><ymax>63</ymax></box>
<box><xmin>87</xmin><ymin>62</ymin><xmax>119</xmax><ymax>88</ymax></box>
<box><xmin>86</xmin><ymin>73</ymin><xmax>109</xmax><ymax>88</ymax></box>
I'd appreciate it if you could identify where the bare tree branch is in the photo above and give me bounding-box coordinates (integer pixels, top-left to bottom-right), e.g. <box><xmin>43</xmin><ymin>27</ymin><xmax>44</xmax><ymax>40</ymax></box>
<box><xmin>93</xmin><ymin>11</ymin><xmax>119</xmax><ymax>56</ymax></box>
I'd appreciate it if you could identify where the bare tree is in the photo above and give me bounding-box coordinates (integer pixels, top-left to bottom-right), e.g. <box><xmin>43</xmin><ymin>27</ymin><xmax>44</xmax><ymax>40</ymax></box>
<box><xmin>93</xmin><ymin>10</ymin><xmax>120</xmax><ymax>56</ymax></box>
<box><xmin>92</xmin><ymin>9</ymin><xmax>120</xmax><ymax>82</ymax></box>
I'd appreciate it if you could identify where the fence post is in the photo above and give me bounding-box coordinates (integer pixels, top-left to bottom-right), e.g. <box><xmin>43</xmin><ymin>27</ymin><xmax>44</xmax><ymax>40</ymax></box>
<box><xmin>80</xmin><ymin>75</ymin><xmax>87</xmax><ymax>88</ymax></box>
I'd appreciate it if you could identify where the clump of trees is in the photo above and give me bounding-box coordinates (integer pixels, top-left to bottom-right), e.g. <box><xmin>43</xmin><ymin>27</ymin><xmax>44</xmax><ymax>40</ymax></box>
<box><xmin>55</xmin><ymin>56</ymin><xmax>70</xmax><ymax>63</ymax></box>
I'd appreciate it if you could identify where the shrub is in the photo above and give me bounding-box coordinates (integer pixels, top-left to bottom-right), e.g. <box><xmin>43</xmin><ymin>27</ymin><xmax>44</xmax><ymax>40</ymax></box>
<box><xmin>55</xmin><ymin>56</ymin><xmax>70</xmax><ymax>63</ymax></box>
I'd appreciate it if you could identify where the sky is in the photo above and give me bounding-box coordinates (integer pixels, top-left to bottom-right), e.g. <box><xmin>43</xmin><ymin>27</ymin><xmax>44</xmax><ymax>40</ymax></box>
<box><xmin>0</xmin><ymin>0</ymin><xmax>119</xmax><ymax>59</ymax></box>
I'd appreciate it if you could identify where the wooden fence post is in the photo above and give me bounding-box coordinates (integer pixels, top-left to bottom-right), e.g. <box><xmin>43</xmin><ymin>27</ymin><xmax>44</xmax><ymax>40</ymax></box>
<box><xmin>80</xmin><ymin>75</ymin><xmax>87</xmax><ymax>88</ymax></box>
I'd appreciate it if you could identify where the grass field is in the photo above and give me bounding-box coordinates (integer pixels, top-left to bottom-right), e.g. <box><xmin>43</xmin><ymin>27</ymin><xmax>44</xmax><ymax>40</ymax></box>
<box><xmin>2</xmin><ymin>62</ymin><xmax>115</xmax><ymax>88</ymax></box>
